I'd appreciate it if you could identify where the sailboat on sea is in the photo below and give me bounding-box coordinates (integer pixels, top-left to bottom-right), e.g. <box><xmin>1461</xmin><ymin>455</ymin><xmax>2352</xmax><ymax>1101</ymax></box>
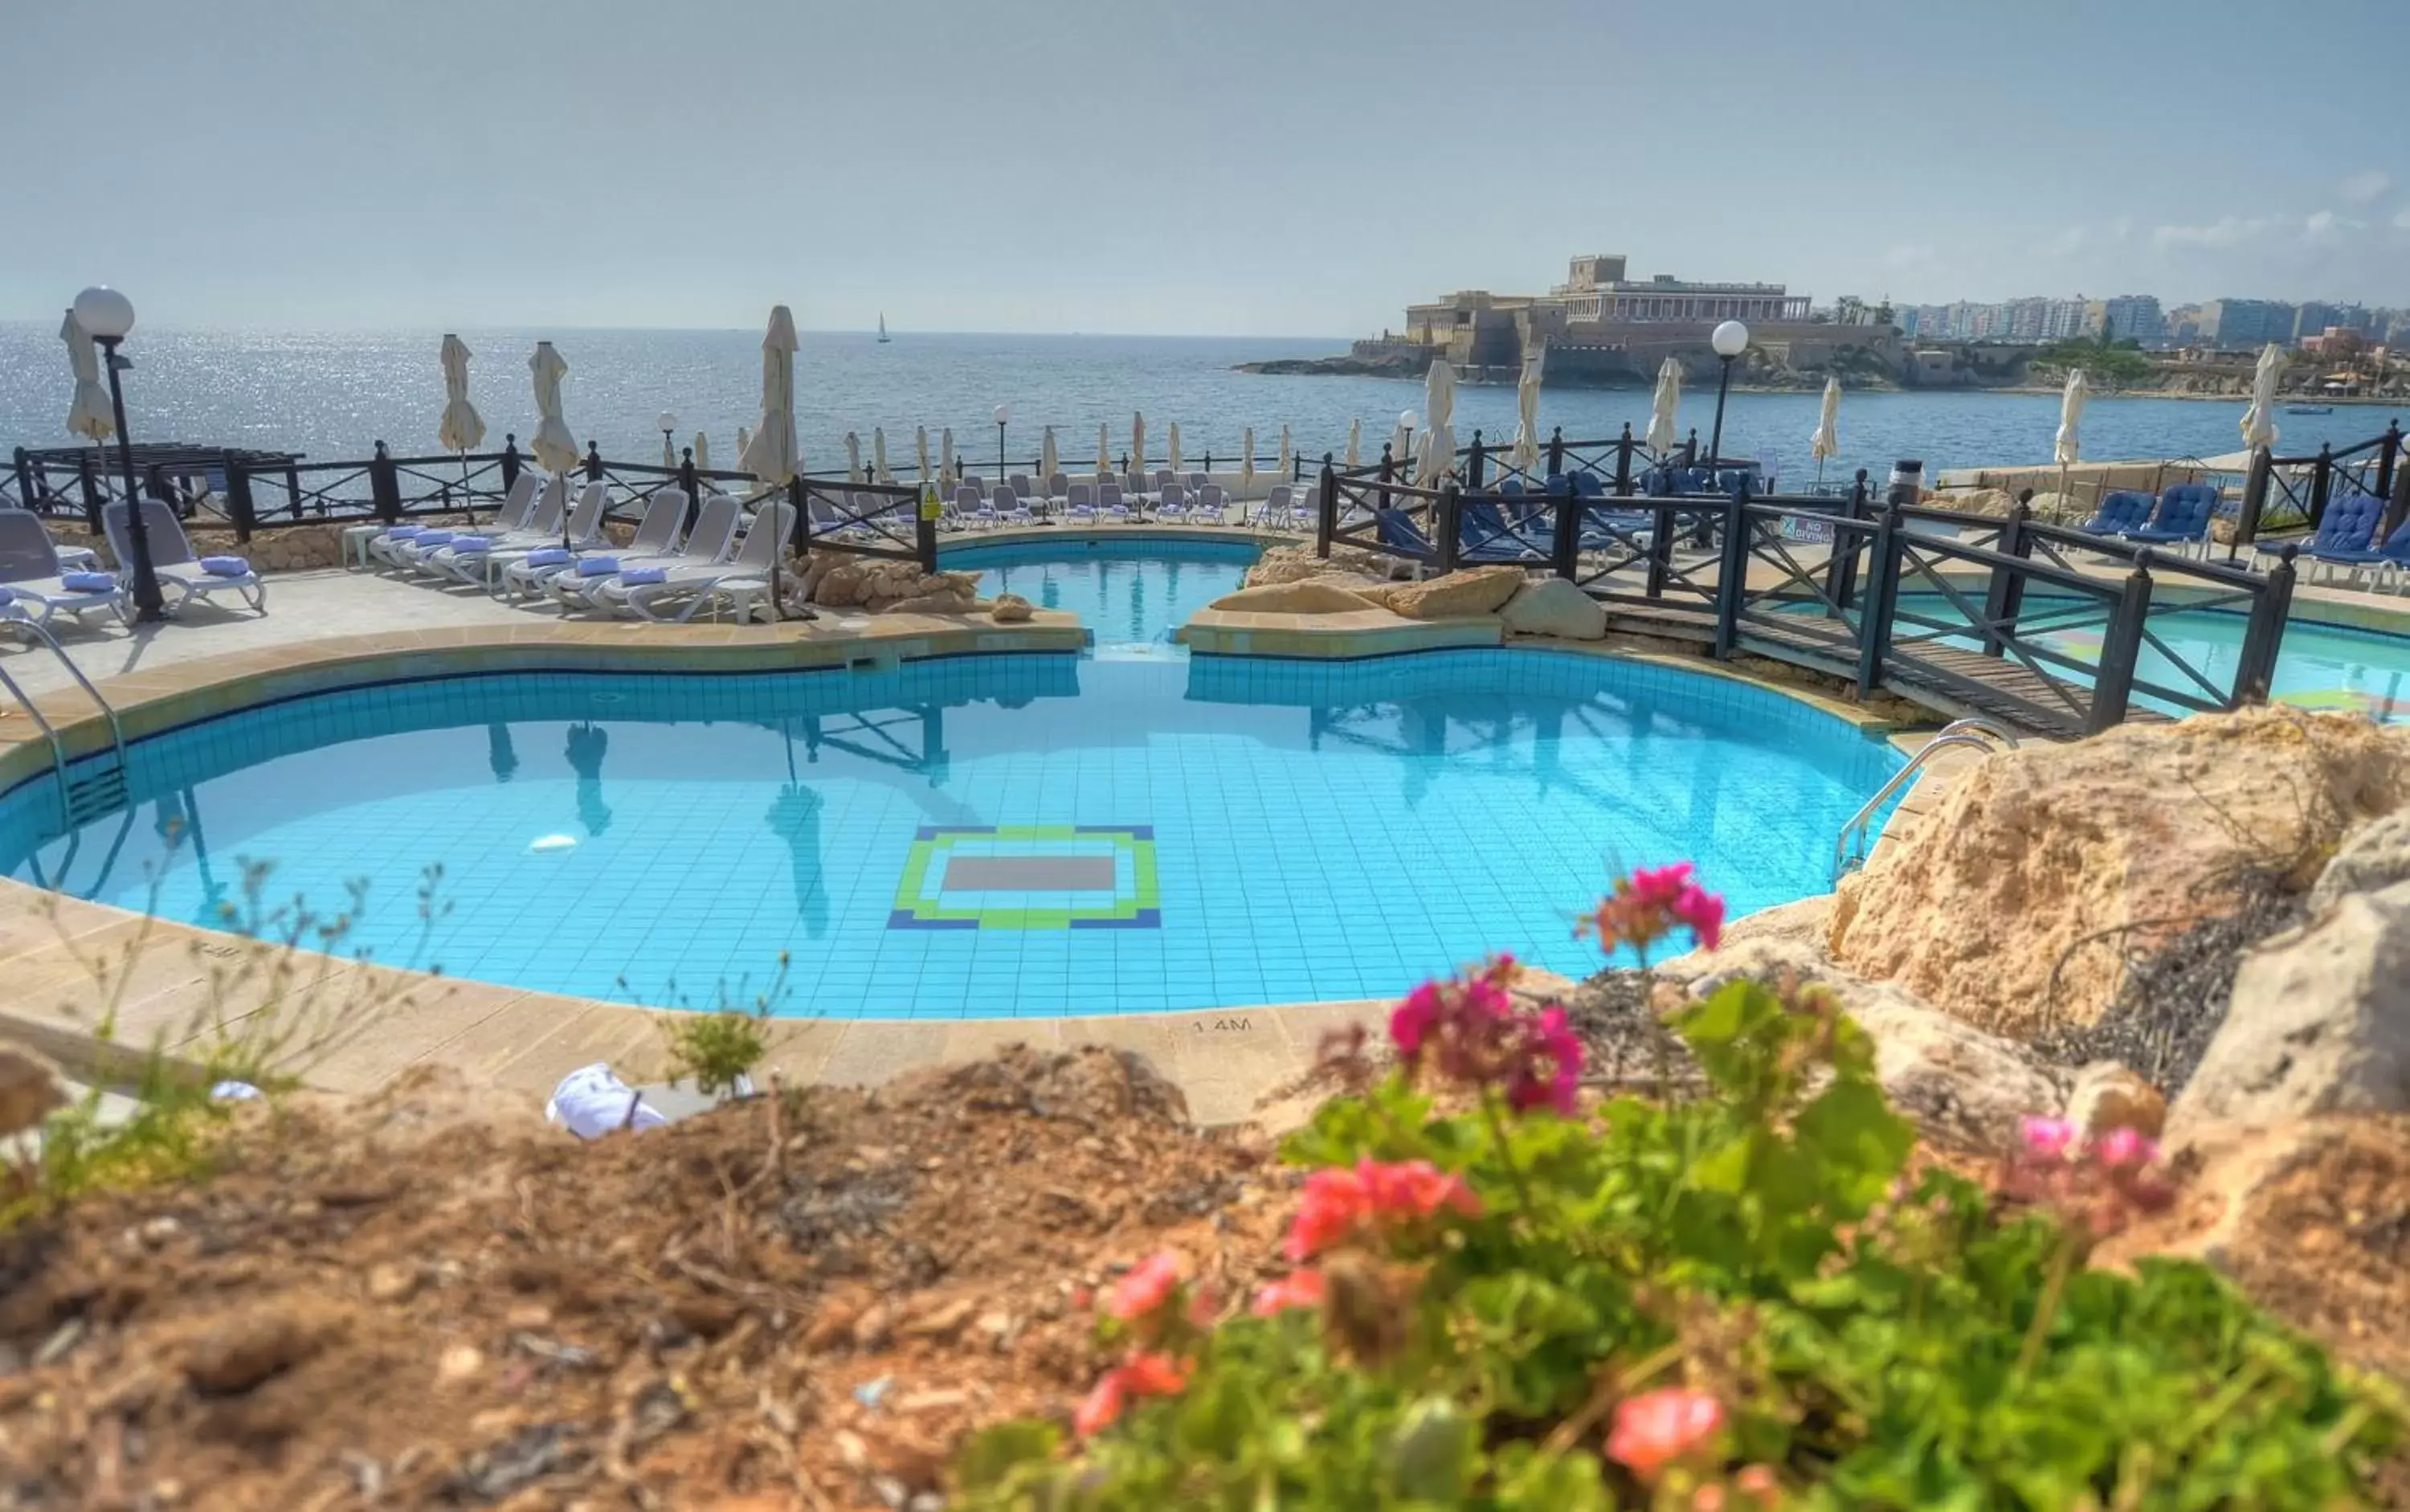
<box><xmin>876</xmin><ymin>313</ymin><xmax>890</xmax><ymax>344</ymax></box>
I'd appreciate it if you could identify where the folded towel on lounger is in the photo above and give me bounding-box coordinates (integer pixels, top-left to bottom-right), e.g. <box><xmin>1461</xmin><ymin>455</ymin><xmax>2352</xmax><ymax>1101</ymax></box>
<box><xmin>199</xmin><ymin>556</ymin><xmax>251</xmax><ymax>578</ymax></box>
<box><xmin>575</xmin><ymin>556</ymin><xmax>620</xmax><ymax>577</ymax></box>
<box><xmin>619</xmin><ymin>566</ymin><xmax>668</xmax><ymax>585</ymax></box>
<box><xmin>524</xmin><ymin>547</ymin><xmax>572</xmax><ymax>567</ymax></box>
<box><xmin>451</xmin><ymin>536</ymin><xmax>492</xmax><ymax>551</ymax></box>
<box><xmin>62</xmin><ymin>571</ymin><xmax>118</xmax><ymax>593</ymax></box>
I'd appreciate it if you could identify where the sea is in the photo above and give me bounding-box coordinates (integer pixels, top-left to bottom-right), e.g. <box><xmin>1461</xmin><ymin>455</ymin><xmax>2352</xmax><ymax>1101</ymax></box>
<box><xmin>1</xmin><ymin>324</ymin><xmax>2396</xmax><ymax>487</ymax></box>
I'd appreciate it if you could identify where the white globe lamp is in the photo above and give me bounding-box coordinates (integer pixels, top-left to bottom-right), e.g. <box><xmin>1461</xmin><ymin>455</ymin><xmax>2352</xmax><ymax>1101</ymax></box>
<box><xmin>73</xmin><ymin>285</ymin><xmax>136</xmax><ymax>341</ymax></box>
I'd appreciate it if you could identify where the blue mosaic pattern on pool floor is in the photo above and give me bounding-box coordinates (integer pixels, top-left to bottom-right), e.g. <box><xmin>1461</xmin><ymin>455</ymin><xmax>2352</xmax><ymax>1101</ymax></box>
<box><xmin>1</xmin><ymin>651</ymin><xmax>1899</xmax><ymax>1020</ymax></box>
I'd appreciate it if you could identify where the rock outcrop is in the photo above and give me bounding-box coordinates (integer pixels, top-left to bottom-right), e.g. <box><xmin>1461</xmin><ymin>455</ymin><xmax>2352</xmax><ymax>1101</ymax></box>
<box><xmin>1499</xmin><ymin>578</ymin><xmax>1608</xmax><ymax>640</ymax></box>
<box><xmin>2100</xmin><ymin>1114</ymin><xmax>2410</xmax><ymax>1383</ymax></box>
<box><xmin>807</xmin><ymin>556</ymin><xmax>982</xmax><ymax>614</ymax></box>
<box><xmin>1207</xmin><ymin>581</ymin><xmax>1379</xmax><ymax>615</ymax></box>
<box><xmin>2306</xmin><ymin>808</ymin><xmax>2410</xmax><ymax>916</ymax></box>
<box><xmin>1828</xmin><ymin>708</ymin><xmax>2410</xmax><ymax>1035</ymax></box>
<box><xmin>2169</xmin><ymin>879</ymin><xmax>2410</xmax><ymax>1134</ymax></box>
<box><xmin>990</xmin><ymin>593</ymin><xmax>1032</xmax><ymax>623</ymax></box>
<box><xmin>1241</xmin><ymin>544</ymin><xmax>1398</xmax><ymax>588</ymax></box>
<box><xmin>1384</xmin><ymin>566</ymin><xmax>1527</xmax><ymax>621</ymax></box>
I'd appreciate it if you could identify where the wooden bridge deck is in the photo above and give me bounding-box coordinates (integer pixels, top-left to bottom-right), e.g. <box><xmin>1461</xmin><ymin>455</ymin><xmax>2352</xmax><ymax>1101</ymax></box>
<box><xmin>1603</xmin><ymin>604</ymin><xmax>2163</xmax><ymax>741</ymax></box>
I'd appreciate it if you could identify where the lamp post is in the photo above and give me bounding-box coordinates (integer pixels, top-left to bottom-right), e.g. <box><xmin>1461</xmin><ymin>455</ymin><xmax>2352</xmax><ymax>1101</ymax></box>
<box><xmin>993</xmin><ymin>403</ymin><xmax>1011</xmax><ymax>487</ymax></box>
<box><xmin>656</xmin><ymin>410</ymin><xmax>680</xmax><ymax>471</ymax></box>
<box><xmin>73</xmin><ymin>285</ymin><xmax>163</xmax><ymax>622</ymax></box>
<box><xmin>1706</xmin><ymin>320</ymin><xmax>1750</xmax><ymax>474</ymax></box>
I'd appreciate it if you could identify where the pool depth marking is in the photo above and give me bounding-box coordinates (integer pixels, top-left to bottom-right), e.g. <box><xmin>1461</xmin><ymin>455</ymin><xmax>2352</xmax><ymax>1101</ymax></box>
<box><xmin>888</xmin><ymin>824</ymin><xmax>1161</xmax><ymax>930</ymax></box>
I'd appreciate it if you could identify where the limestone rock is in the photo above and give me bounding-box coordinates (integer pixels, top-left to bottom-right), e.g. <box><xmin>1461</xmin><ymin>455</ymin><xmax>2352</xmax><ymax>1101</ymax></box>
<box><xmin>1945</xmin><ymin>488</ymin><xmax>2022</xmax><ymax>519</ymax></box>
<box><xmin>880</xmin><ymin>591</ymin><xmax>976</xmax><ymax>616</ymax></box>
<box><xmin>2064</xmin><ymin>1060</ymin><xmax>2167</xmax><ymax>1138</ymax></box>
<box><xmin>1681</xmin><ymin>936</ymin><xmax>2069</xmax><ymax>1153</ymax></box>
<box><xmin>1829</xmin><ymin>707</ymin><xmax>2410</xmax><ymax>1036</ymax></box>
<box><xmin>0</xmin><ymin>1042</ymin><xmax>68</xmax><ymax>1138</ymax></box>
<box><xmin>1207</xmin><ymin>581</ymin><xmax>1379</xmax><ymax>615</ymax></box>
<box><xmin>1498</xmin><ymin>577</ymin><xmax>1607</xmax><ymax>640</ymax></box>
<box><xmin>2098</xmin><ymin>1114</ymin><xmax>2410</xmax><ymax>1383</ymax></box>
<box><xmin>1243</xmin><ymin>544</ymin><xmax>1397</xmax><ymax>587</ymax></box>
<box><xmin>991</xmin><ymin>593</ymin><xmax>1033</xmax><ymax>623</ymax></box>
<box><xmin>2307</xmin><ymin>807</ymin><xmax>2410</xmax><ymax>917</ymax></box>
<box><xmin>2170</xmin><ymin>879</ymin><xmax>2410</xmax><ymax>1134</ymax></box>
<box><xmin>2023</xmin><ymin>490</ymin><xmax>2094</xmax><ymax>525</ymax></box>
<box><xmin>1384</xmin><ymin>566</ymin><xmax>1527</xmax><ymax>620</ymax></box>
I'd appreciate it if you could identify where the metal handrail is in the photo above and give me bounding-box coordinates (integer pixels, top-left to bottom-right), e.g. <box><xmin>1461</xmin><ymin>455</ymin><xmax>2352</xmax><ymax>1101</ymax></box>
<box><xmin>0</xmin><ymin>619</ymin><xmax>128</xmax><ymax>828</ymax></box>
<box><xmin>1832</xmin><ymin>717</ymin><xmax>2020</xmax><ymax>881</ymax></box>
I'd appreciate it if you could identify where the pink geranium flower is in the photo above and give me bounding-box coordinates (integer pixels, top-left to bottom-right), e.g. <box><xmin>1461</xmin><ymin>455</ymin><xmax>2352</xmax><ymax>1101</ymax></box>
<box><xmin>1073</xmin><ymin>1351</ymin><xmax>1191</xmax><ymax>1436</ymax></box>
<box><xmin>2018</xmin><ymin>1115</ymin><xmax>2078</xmax><ymax>1161</ymax></box>
<box><xmin>1103</xmin><ymin>1250</ymin><xmax>1183</xmax><ymax>1322</ymax></box>
<box><xmin>1249</xmin><ymin>1268</ymin><xmax>1326</xmax><ymax>1316</ymax></box>
<box><xmin>1581</xmin><ymin>863</ymin><xmax>1726</xmax><ymax>958</ymax></box>
<box><xmin>2093</xmin><ymin>1126</ymin><xmax>2159</xmax><ymax>1170</ymax></box>
<box><xmin>1606</xmin><ymin>1388</ymin><xmax>1726</xmax><ymax>1480</ymax></box>
<box><xmin>1385</xmin><ymin>956</ymin><xmax>1586</xmax><ymax>1119</ymax></box>
<box><xmin>1284</xmin><ymin>1159</ymin><xmax>1482</xmax><ymax>1261</ymax></box>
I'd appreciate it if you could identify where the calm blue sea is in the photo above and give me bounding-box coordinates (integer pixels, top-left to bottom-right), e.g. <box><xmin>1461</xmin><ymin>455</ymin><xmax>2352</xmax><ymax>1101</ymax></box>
<box><xmin>0</xmin><ymin>324</ymin><xmax>2396</xmax><ymax>487</ymax></box>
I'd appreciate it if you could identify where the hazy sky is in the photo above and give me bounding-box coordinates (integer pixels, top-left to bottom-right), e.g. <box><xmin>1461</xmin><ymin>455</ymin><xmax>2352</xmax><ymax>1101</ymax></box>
<box><xmin>6</xmin><ymin>0</ymin><xmax>2404</xmax><ymax>334</ymax></box>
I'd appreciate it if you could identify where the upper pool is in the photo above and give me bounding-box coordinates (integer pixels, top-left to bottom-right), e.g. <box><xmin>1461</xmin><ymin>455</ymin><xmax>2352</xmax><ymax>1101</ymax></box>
<box><xmin>940</xmin><ymin>537</ymin><xmax>1258</xmax><ymax>656</ymax></box>
<box><xmin>0</xmin><ymin>650</ymin><xmax>1899</xmax><ymax>1019</ymax></box>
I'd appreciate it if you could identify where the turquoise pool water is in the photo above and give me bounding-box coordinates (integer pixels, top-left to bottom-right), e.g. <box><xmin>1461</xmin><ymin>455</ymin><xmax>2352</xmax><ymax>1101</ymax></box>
<box><xmin>940</xmin><ymin>538</ymin><xmax>1256</xmax><ymax>657</ymax></box>
<box><xmin>0</xmin><ymin>652</ymin><xmax>1900</xmax><ymax>1019</ymax></box>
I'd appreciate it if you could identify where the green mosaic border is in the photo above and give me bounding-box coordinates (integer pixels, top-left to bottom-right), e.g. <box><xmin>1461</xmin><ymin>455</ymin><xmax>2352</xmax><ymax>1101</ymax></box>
<box><xmin>889</xmin><ymin>824</ymin><xmax>1161</xmax><ymax>930</ymax></box>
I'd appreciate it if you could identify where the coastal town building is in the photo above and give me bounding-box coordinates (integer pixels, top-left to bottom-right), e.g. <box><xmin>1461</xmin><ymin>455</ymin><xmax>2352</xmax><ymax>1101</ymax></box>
<box><xmin>2200</xmin><ymin>299</ymin><xmax>2297</xmax><ymax>349</ymax></box>
<box><xmin>2098</xmin><ymin>295</ymin><xmax>2165</xmax><ymax>345</ymax></box>
<box><xmin>1370</xmin><ymin>255</ymin><xmax>1890</xmax><ymax>387</ymax></box>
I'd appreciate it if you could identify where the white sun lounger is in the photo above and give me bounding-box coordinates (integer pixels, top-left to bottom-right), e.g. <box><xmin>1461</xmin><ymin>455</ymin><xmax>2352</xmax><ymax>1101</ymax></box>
<box><xmin>101</xmin><ymin>499</ymin><xmax>267</xmax><ymax>615</ymax></box>
<box><xmin>389</xmin><ymin>475</ymin><xmax>566</xmax><ymax>574</ymax></box>
<box><xmin>431</xmin><ymin>481</ymin><xmax>609</xmax><ymax>586</ymax></box>
<box><xmin>502</xmin><ymin>487</ymin><xmax>688</xmax><ymax>600</ymax></box>
<box><xmin>0</xmin><ymin>509</ymin><xmax>129</xmax><ymax>629</ymax></box>
<box><xmin>593</xmin><ymin>501</ymin><xmax>795</xmax><ymax>623</ymax></box>
<box><xmin>365</xmin><ymin>472</ymin><xmax>543</xmax><ymax>570</ymax></box>
<box><xmin>553</xmin><ymin>493</ymin><xmax>741</xmax><ymax>610</ymax></box>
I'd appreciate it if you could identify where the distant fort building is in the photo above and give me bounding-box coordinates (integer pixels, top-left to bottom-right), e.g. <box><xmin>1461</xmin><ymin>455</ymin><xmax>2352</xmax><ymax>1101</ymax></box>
<box><xmin>1358</xmin><ymin>255</ymin><xmax>1898</xmax><ymax>388</ymax></box>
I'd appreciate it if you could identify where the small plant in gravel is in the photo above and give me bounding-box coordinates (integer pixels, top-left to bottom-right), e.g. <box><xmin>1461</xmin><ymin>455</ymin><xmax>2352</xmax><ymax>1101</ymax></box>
<box><xmin>958</xmin><ymin>866</ymin><xmax>2403</xmax><ymax>1510</ymax></box>
<box><xmin>655</xmin><ymin>953</ymin><xmax>791</xmax><ymax>1101</ymax></box>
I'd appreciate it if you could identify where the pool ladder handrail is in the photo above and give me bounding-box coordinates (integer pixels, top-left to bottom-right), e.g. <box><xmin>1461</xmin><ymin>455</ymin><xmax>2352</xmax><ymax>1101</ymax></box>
<box><xmin>1832</xmin><ymin>717</ymin><xmax>2020</xmax><ymax>881</ymax></box>
<box><xmin>0</xmin><ymin>621</ymin><xmax>129</xmax><ymax>829</ymax></box>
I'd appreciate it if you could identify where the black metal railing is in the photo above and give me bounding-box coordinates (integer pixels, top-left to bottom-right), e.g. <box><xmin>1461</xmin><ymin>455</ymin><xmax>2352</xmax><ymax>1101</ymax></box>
<box><xmin>2232</xmin><ymin>420</ymin><xmax>2405</xmax><ymax>546</ymax></box>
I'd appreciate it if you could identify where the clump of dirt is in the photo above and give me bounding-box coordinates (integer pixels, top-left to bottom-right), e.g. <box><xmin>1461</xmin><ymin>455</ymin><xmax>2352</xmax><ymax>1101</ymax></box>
<box><xmin>0</xmin><ymin>1048</ymin><xmax>1288</xmax><ymax>1510</ymax></box>
<box><xmin>1565</xmin><ymin>969</ymin><xmax>1705</xmax><ymax>1097</ymax></box>
<box><xmin>2033</xmin><ymin>868</ymin><xmax>2306</xmax><ymax>1094</ymax></box>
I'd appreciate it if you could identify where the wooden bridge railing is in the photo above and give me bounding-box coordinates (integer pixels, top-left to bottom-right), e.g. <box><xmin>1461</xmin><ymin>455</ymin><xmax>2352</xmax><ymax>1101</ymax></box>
<box><xmin>1313</xmin><ymin>461</ymin><xmax>2300</xmax><ymax>739</ymax></box>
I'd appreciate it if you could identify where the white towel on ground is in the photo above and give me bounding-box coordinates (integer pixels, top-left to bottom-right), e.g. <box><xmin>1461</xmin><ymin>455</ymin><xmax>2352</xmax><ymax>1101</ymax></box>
<box><xmin>546</xmin><ymin>1062</ymin><xmax>668</xmax><ymax>1139</ymax></box>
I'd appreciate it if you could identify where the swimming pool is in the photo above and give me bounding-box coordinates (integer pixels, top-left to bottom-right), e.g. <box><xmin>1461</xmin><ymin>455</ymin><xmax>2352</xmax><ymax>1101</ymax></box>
<box><xmin>0</xmin><ymin>650</ymin><xmax>1900</xmax><ymax>1019</ymax></box>
<box><xmin>940</xmin><ymin>537</ymin><xmax>1257</xmax><ymax>656</ymax></box>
